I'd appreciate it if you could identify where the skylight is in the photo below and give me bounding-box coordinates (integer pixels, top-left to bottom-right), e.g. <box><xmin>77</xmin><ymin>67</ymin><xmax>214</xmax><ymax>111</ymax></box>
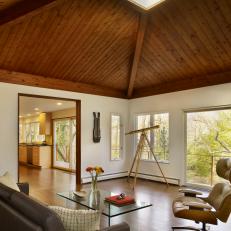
<box><xmin>128</xmin><ymin>0</ymin><xmax>165</xmax><ymax>10</ymax></box>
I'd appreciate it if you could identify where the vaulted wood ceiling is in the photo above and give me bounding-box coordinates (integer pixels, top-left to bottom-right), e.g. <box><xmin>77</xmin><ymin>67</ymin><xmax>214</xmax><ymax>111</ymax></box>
<box><xmin>0</xmin><ymin>0</ymin><xmax>230</xmax><ymax>98</ymax></box>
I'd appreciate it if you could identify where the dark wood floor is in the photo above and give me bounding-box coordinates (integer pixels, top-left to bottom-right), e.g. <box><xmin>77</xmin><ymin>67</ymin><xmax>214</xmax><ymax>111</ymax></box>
<box><xmin>19</xmin><ymin>166</ymin><xmax>231</xmax><ymax>231</ymax></box>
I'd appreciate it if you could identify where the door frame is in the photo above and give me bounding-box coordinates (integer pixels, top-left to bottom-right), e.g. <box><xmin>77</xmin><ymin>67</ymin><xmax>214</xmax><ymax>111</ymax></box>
<box><xmin>18</xmin><ymin>93</ymin><xmax>81</xmax><ymax>189</ymax></box>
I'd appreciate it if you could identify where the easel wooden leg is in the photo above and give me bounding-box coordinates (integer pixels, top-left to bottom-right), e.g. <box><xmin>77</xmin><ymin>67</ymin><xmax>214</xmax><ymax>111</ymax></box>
<box><xmin>133</xmin><ymin>146</ymin><xmax>142</xmax><ymax>189</ymax></box>
<box><xmin>144</xmin><ymin>133</ymin><xmax>169</xmax><ymax>187</ymax></box>
<box><xmin>128</xmin><ymin>134</ymin><xmax>145</xmax><ymax>179</ymax></box>
<box><xmin>127</xmin><ymin>147</ymin><xmax>139</xmax><ymax>182</ymax></box>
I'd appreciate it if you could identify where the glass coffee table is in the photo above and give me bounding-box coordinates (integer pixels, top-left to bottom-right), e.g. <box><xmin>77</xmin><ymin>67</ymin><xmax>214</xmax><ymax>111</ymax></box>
<box><xmin>57</xmin><ymin>189</ymin><xmax>152</xmax><ymax>226</ymax></box>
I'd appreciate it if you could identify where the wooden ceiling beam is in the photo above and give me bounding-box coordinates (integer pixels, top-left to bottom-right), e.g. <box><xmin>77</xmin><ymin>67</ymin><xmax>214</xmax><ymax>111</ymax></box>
<box><xmin>0</xmin><ymin>69</ymin><xmax>126</xmax><ymax>98</ymax></box>
<box><xmin>0</xmin><ymin>0</ymin><xmax>57</xmax><ymax>26</ymax></box>
<box><xmin>127</xmin><ymin>13</ymin><xmax>148</xmax><ymax>98</ymax></box>
<box><xmin>132</xmin><ymin>71</ymin><xmax>231</xmax><ymax>98</ymax></box>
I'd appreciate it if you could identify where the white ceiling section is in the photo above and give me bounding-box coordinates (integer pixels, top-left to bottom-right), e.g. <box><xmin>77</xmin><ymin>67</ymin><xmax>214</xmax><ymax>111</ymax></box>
<box><xmin>127</xmin><ymin>0</ymin><xmax>165</xmax><ymax>10</ymax></box>
<box><xmin>19</xmin><ymin>96</ymin><xmax>76</xmax><ymax>117</ymax></box>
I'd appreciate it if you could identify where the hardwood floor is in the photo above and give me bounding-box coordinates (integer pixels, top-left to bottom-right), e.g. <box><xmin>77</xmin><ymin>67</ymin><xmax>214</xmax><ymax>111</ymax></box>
<box><xmin>19</xmin><ymin>166</ymin><xmax>231</xmax><ymax>231</ymax></box>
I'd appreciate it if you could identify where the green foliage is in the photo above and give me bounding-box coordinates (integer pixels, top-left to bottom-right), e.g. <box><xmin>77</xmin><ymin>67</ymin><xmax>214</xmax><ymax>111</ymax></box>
<box><xmin>187</xmin><ymin>110</ymin><xmax>231</xmax><ymax>185</ymax></box>
<box><xmin>55</xmin><ymin>119</ymin><xmax>76</xmax><ymax>163</ymax></box>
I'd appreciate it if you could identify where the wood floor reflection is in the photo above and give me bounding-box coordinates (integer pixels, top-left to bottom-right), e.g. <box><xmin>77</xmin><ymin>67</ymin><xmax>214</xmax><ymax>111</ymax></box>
<box><xmin>19</xmin><ymin>166</ymin><xmax>231</xmax><ymax>231</ymax></box>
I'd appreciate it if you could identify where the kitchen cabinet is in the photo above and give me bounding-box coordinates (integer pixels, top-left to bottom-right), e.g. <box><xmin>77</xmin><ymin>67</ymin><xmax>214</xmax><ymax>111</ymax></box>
<box><xmin>19</xmin><ymin>145</ymin><xmax>51</xmax><ymax>168</ymax></box>
<box><xmin>39</xmin><ymin>112</ymin><xmax>51</xmax><ymax>135</ymax></box>
<box><xmin>34</xmin><ymin>146</ymin><xmax>51</xmax><ymax>168</ymax></box>
<box><xmin>19</xmin><ymin>146</ymin><xmax>27</xmax><ymax>163</ymax></box>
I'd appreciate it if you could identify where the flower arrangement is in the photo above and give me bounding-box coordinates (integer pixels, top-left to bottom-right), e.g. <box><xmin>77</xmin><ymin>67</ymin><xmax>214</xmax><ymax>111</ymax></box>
<box><xmin>86</xmin><ymin>166</ymin><xmax>104</xmax><ymax>192</ymax></box>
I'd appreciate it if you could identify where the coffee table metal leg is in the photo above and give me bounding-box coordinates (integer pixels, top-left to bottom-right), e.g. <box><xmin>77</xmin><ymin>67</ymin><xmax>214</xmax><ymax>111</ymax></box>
<box><xmin>108</xmin><ymin>203</ymin><xmax>111</xmax><ymax>226</ymax></box>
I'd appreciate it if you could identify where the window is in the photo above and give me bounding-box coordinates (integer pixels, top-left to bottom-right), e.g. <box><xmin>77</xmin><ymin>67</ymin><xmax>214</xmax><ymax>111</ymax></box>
<box><xmin>53</xmin><ymin>118</ymin><xmax>76</xmax><ymax>170</ymax></box>
<box><xmin>135</xmin><ymin>113</ymin><xmax>169</xmax><ymax>162</ymax></box>
<box><xmin>20</xmin><ymin>122</ymin><xmax>45</xmax><ymax>143</ymax></box>
<box><xmin>111</xmin><ymin>114</ymin><xmax>122</xmax><ymax>160</ymax></box>
<box><xmin>186</xmin><ymin>108</ymin><xmax>231</xmax><ymax>186</ymax></box>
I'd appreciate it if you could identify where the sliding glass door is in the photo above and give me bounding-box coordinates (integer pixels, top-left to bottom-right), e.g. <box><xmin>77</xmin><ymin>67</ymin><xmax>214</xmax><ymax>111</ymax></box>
<box><xmin>186</xmin><ymin>108</ymin><xmax>231</xmax><ymax>186</ymax></box>
<box><xmin>53</xmin><ymin>118</ymin><xmax>76</xmax><ymax>171</ymax></box>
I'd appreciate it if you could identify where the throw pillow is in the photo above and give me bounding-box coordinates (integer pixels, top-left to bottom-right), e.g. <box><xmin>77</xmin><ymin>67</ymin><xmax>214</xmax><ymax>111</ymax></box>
<box><xmin>0</xmin><ymin>172</ymin><xmax>20</xmax><ymax>192</ymax></box>
<box><xmin>49</xmin><ymin>206</ymin><xmax>100</xmax><ymax>231</ymax></box>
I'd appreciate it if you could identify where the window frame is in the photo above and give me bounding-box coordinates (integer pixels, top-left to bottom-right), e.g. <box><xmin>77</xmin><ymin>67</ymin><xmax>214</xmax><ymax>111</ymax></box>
<box><xmin>110</xmin><ymin>113</ymin><xmax>123</xmax><ymax>161</ymax></box>
<box><xmin>134</xmin><ymin>111</ymin><xmax>170</xmax><ymax>164</ymax></box>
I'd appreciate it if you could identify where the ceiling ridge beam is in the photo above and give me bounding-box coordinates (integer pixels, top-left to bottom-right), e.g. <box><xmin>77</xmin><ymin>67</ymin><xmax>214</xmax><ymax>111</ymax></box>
<box><xmin>0</xmin><ymin>0</ymin><xmax>57</xmax><ymax>27</ymax></box>
<box><xmin>0</xmin><ymin>69</ymin><xmax>126</xmax><ymax>98</ymax></box>
<box><xmin>127</xmin><ymin>13</ymin><xmax>148</xmax><ymax>98</ymax></box>
<box><xmin>132</xmin><ymin>70</ymin><xmax>231</xmax><ymax>98</ymax></box>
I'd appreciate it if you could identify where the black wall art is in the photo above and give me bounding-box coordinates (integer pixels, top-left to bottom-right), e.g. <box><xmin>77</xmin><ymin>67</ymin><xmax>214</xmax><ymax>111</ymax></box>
<box><xmin>93</xmin><ymin>112</ymin><xmax>101</xmax><ymax>143</ymax></box>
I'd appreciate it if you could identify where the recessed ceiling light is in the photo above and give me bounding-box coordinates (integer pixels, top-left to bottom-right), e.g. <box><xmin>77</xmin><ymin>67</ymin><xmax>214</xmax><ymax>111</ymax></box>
<box><xmin>57</xmin><ymin>102</ymin><xmax>63</xmax><ymax>106</ymax></box>
<box><xmin>35</xmin><ymin>112</ymin><xmax>40</xmax><ymax>114</ymax></box>
<box><xmin>128</xmin><ymin>0</ymin><xmax>165</xmax><ymax>10</ymax></box>
<box><xmin>19</xmin><ymin>115</ymin><xmax>22</xmax><ymax>118</ymax></box>
<box><xmin>27</xmin><ymin>113</ymin><xmax>31</xmax><ymax>116</ymax></box>
<box><xmin>34</xmin><ymin>108</ymin><xmax>39</xmax><ymax>111</ymax></box>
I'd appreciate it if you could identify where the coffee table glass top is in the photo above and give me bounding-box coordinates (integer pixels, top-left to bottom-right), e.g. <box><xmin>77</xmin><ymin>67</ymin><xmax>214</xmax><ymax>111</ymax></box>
<box><xmin>57</xmin><ymin>189</ymin><xmax>152</xmax><ymax>218</ymax></box>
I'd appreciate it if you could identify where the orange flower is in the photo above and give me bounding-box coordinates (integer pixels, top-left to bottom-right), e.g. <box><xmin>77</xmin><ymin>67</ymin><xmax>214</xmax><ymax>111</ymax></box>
<box><xmin>86</xmin><ymin>167</ymin><xmax>93</xmax><ymax>172</ymax></box>
<box><xmin>86</xmin><ymin>166</ymin><xmax>104</xmax><ymax>175</ymax></box>
<box><xmin>95</xmin><ymin>166</ymin><xmax>104</xmax><ymax>175</ymax></box>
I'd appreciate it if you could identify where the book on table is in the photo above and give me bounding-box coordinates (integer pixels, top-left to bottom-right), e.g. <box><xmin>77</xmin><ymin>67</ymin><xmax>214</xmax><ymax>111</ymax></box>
<box><xmin>105</xmin><ymin>195</ymin><xmax>135</xmax><ymax>206</ymax></box>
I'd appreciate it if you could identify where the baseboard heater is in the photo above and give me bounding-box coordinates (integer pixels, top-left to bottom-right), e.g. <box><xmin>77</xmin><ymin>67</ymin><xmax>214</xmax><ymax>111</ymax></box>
<box><xmin>131</xmin><ymin>172</ymin><xmax>180</xmax><ymax>185</ymax></box>
<box><xmin>82</xmin><ymin>171</ymin><xmax>128</xmax><ymax>183</ymax></box>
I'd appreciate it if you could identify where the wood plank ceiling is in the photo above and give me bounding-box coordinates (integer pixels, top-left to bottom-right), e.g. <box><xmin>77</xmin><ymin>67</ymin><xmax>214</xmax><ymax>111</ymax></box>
<box><xmin>0</xmin><ymin>0</ymin><xmax>230</xmax><ymax>98</ymax></box>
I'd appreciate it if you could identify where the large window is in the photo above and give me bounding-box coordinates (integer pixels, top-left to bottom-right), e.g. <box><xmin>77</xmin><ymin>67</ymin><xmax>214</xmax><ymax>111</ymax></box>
<box><xmin>53</xmin><ymin>118</ymin><xmax>76</xmax><ymax>170</ymax></box>
<box><xmin>136</xmin><ymin>113</ymin><xmax>169</xmax><ymax>162</ymax></box>
<box><xmin>186</xmin><ymin>108</ymin><xmax>231</xmax><ymax>186</ymax></box>
<box><xmin>111</xmin><ymin>114</ymin><xmax>122</xmax><ymax>160</ymax></box>
<box><xmin>19</xmin><ymin>122</ymin><xmax>45</xmax><ymax>143</ymax></box>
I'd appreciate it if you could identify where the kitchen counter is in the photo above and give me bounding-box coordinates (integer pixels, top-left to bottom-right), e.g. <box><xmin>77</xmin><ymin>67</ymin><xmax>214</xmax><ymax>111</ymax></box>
<box><xmin>19</xmin><ymin>143</ymin><xmax>52</xmax><ymax>147</ymax></box>
<box><xmin>19</xmin><ymin>144</ymin><xmax>52</xmax><ymax>168</ymax></box>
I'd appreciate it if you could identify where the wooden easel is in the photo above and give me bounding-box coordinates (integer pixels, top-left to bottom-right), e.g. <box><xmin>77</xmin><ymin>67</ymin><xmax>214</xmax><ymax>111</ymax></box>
<box><xmin>126</xmin><ymin>126</ymin><xmax>169</xmax><ymax>189</ymax></box>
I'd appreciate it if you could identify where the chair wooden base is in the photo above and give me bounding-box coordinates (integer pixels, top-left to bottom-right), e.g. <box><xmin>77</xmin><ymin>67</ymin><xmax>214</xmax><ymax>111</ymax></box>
<box><xmin>172</xmin><ymin>222</ymin><xmax>208</xmax><ymax>231</ymax></box>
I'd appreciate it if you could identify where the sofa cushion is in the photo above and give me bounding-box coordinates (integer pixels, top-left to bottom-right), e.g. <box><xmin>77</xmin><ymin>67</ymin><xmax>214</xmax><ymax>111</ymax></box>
<box><xmin>0</xmin><ymin>183</ymin><xmax>17</xmax><ymax>202</ymax></box>
<box><xmin>10</xmin><ymin>192</ymin><xmax>65</xmax><ymax>231</ymax></box>
<box><xmin>49</xmin><ymin>206</ymin><xmax>100</xmax><ymax>231</ymax></box>
<box><xmin>0</xmin><ymin>199</ymin><xmax>43</xmax><ymax>231</ymax></box>
<box><xmin>0</xmin><ymin>172</ymin><xmax>20</xmax><ymax>191</ymax></box>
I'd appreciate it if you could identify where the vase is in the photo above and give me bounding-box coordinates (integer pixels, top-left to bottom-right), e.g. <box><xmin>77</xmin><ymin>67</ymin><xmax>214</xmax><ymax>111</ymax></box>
<box><xmin>89</xmin><ymin>189</ymin><xmax>101</xmax><ymax>209</ymax></box>
<box><xmin>91</xmin><ymin>179</ymin><xmax>98</xmax><ymax>193</ymax></box>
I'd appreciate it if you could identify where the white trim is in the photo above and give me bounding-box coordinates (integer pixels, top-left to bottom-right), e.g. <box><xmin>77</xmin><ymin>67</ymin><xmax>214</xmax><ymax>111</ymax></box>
<box><xmin>183</xmin><ymin>110</ymin><xmax>187</xmax><ymax>185</ymax></box>
<box><xmin>183</xmin><ymin>104</ymin><xmax>231</xmax><ymax>113</ymax></box>
<box><xmin>127</xmin><ymin>0</ymin><xmax>165</xmax><ymax>11</ymax></box>
<box><xmin>82</xmin><ymin>171</ymin><xmax>127</xmax><ymax>183</ymax></box>
<box><xmin>141</xmin><ymin>159</ymin><xmax>170</xmax><ymax>164</ymax></box>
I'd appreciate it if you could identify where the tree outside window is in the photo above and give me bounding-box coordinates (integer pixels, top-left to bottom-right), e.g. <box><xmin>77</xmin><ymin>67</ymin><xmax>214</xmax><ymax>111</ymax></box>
<box><xmin>136</xmin><ymin>113</ymin><xmax>169</xmax><ymax>162</ymax></box>
<box><xmin>186</xmin><ymin>109</ymin><xmax>231</xmax><ymax>186</ymax></box>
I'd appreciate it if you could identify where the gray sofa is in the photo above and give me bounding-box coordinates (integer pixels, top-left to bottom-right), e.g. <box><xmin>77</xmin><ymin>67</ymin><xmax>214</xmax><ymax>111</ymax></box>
<box><xmin>0</xmin><ymin>183</ymin><xmax>130</xmax><ymax>231</ymax></box>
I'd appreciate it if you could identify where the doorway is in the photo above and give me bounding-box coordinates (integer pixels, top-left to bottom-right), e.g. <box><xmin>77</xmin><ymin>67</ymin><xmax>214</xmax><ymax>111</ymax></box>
<box><xmin>53</xmin><ymin>118</ymin><xmax>76</xmax><ymax>171</ymax></box>
<box><xmin>18</xmin><ymin>94</ymin><xmax>81</xmax><ymax>188</ymax></box>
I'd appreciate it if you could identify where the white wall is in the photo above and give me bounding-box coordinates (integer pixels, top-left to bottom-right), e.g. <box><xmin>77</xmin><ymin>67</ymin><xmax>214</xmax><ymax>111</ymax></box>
<box><xmin>0</xmin><ymin>82</ymin><xmax>129</xmax><ymax>181</ymax></box>
<box><xmin>1</xmin><ymin>81</ymin><xmax>231</xmax><ymax>185</ymax></box>
<box><xmin>129</xmin><ymin>83</ymin><xmax>231</xmax><ymax>185</ymax></box>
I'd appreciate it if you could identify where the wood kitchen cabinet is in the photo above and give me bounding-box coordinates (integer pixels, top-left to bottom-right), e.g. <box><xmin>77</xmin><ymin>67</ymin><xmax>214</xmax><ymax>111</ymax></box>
<box><xmin>19</xmin><ymin>145</ymin><xmax>51</xmax><ymax>168</ymax></box>
<box><xmin>19</xmin><ymin>146</ymin><xmax>27</xmax><ymax>163</ymax></box>
<box><xmin>39</xmin><ymin>112</ymin><xmax>51</xmax><ymax>135</ymax></box>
